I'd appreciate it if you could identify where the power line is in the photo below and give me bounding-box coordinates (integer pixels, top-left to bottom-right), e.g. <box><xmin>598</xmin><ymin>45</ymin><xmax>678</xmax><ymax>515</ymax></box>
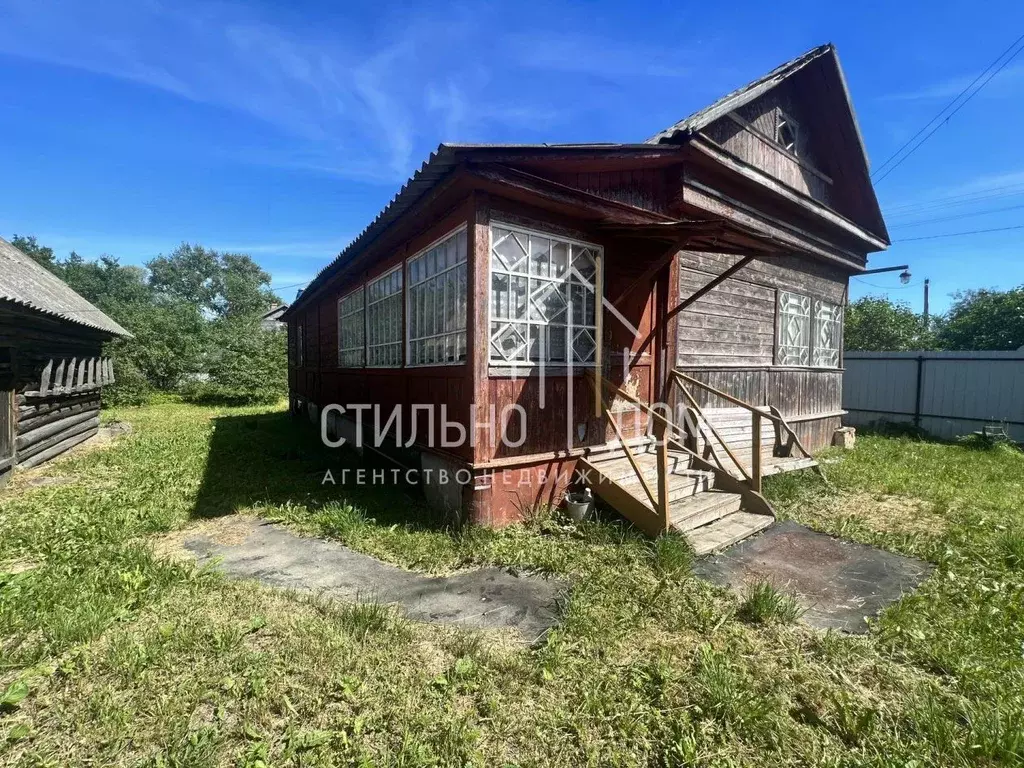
<box><xmin>889</xmin><ymin>202</ymin><xmax>1024</xmax><ymax>229</ymax></box>
<box><xmin>852</xmin><ymin>277</ymin><xmax>924</xmax><ymax>289</ymax></box>
<box><xmin>872</xmin><ymin>32</ymin><xmax>1024</xmax><ymax>185</ymax></box>
<box><xmin>885</xmin><ymin>182</ymin><xmax>1024</xmax><ymax>218</ymax></box>
<box><xmin>897</xmin><ymin>224</ymin><xmax>1024</xmax><ymax>242</ymax></box>
<box><xmin>270</xmin><ymin>280</ymin><xmax>309</xmax><ymax>291</ymax></box>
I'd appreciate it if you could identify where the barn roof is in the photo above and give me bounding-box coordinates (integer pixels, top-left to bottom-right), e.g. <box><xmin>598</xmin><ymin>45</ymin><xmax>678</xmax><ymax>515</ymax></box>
<box><xmin>0</xmin><ymin>237</ymin><xmax>131</xmax><ymax>337</ymax></box>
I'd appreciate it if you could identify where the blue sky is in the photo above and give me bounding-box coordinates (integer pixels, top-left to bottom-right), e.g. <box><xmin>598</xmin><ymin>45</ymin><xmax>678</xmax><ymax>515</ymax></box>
<box><xmin>1</xmin><ymin>0</ymin><xmax>1023</xmax><ymax>313</ymax></box>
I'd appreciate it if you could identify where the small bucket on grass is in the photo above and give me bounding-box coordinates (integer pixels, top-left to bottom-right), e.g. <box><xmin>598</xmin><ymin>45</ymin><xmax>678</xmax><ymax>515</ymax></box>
<box><xmin>564</xmin><ymin>489</ymin><xmax>593</xmax><ymax>522</ymax></box>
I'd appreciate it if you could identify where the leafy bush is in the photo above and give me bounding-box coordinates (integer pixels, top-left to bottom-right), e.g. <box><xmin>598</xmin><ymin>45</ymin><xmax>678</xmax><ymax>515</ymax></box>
<box><xmin>102</xmin><ymin>357</ymin><xmax>153</xmax><ymax>407</ymax></box>
<box><xmin>179</xmin><ymin>320</ymin><xmax>286</xmax><ymax>406</ymax></box>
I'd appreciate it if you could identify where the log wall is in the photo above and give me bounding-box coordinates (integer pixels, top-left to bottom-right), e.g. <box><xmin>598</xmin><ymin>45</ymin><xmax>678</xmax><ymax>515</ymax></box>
<box><xmin>0</xmin><ymin>305</ymin><xmax>112</xmax><ymax>480</ymax></box>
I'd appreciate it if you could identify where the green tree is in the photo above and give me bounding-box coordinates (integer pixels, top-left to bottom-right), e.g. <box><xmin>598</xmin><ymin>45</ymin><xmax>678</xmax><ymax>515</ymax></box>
<box><xmin>939</xmin><ymin>287</ymin><xmax>1024</xmax><ymax>351</ymax></box>
<box><xmin>10</xmin><ymin>235</ymin><xmax>56</xmax><ymax>270</ymax></box>
<box><xmin>148</xmin><ymin>243</ymin><xmax>276</xmax><ymax>318</ymax></box>
<box><xmin>844</xmin><ymin>296</ymin><xmax>936</xmax><ymax>351</ymax></box>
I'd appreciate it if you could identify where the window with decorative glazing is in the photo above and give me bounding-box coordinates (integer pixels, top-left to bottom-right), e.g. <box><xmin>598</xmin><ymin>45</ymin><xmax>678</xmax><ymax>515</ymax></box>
<box><xmin>777</xmin><ymin>291</ymin><xmax>843</xmax><ymax>368</ymax></box>
<box><xmin>489</xmin><ymin>224</ymin><xmax>599</xmax><ymax>366</ymax></box>
<box><xmin>337</xmin><ymin>288</ymin><xmax>365</xmax><ymax>367</ymax></box>
<box><xmin>407</xmin><ymin>228</ymin><xmax>467</xmax><ymax>366</ymax></box>
<box><xmin>812</xmin><ymin>299</ymin><xmax>842</xmax><ymax>367</ymax></box>
<box><xmin>777</xmin><ymin>291</ymin><xmax>811</xmax><ymax>366</ymax></box>
<box><xmin>367</xmin><ymin>268</ymin><xmax>403</xmax><ymax>367</ymax></box>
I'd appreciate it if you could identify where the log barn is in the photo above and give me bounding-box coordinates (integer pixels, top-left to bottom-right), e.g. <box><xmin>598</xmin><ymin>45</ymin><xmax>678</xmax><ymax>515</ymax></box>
<box><xmin>0</xmin><ymin>237</ymin><xmax>130</xmax><ymax>483</ymax></box>
<box><xmin>284</xmin><ymin>44</ymin><xmax>890</xmax><ymax>551</ymax></box>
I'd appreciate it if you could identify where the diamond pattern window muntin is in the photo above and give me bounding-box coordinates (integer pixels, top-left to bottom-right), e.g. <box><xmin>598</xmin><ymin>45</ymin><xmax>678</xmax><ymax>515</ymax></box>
<box><xmin>777</xmin><ymin>290</ymin><xmax>842</xmax><ymax>368</ymax></box>
<box><xmin>489</xmin><ymin>224</ymin><xmax>601</xmax><ymax>367</ymax></box>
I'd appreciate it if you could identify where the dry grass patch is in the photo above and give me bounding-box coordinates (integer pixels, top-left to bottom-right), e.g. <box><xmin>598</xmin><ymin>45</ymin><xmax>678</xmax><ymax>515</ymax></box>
<box><xmin>813</xmin><ymin>491</ymin><xmax>950</xmax><ymax>538</ymax></box>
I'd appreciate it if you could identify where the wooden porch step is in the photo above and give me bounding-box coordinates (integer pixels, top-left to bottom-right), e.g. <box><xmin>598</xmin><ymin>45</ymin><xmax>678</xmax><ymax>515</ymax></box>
<box><xmin>622</xmin><ymin>470</ymin><xmax>714</xmax><ymax>508</ymax></box>
<box><xmin>583</xmin><ymin>451</ymin><xmax>694</xmax><ymax>484</ymax></box>
<box><xmin>686</xmin><ymin>512</ymin><xmax>774</xmax><ymax>556</ymax></box>
<box><xmin>669</xmin><ymin>490</ymin><xmax>742</xmax><ymax>532</ymax></box>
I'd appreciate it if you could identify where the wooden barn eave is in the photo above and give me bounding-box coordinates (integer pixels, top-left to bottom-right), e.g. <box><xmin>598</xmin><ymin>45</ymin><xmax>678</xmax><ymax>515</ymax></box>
<box><xmin>686</xmin><ymin>136</ymin><xmax>889</xmax><ymax>252</ymax></box>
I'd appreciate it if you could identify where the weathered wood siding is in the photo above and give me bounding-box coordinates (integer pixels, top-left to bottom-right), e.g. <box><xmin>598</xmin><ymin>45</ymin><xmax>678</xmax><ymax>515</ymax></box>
<box><xmin>543</xmin><ymin>168</ymin><xmax>670</xmax><ymax>213</ymax></box>
<box><xmin>674</xmin><ymin>251</ymin><xmax>849</xmax><ymax>451</ymax></box>
<box><xmin>0</xmin><ymin>305</ymin><xmax>112</xmax><ymax>478</ymax></box>
<box><xmin>701</xmin><ymin>85</ymin><xmax>833</xmax><ymax>207</ymax></box>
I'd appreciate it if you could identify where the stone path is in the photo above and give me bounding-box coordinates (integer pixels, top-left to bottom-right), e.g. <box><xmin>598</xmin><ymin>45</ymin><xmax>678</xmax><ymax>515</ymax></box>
<box><xmin>175</xmin><ymin>517</ymin><xmax>564</xmax><ymax>642</ymax></box>
<box><xmin>694</xmin><ymin>520</ymin><xmax>933</xmax><ymax>633</ymax></box>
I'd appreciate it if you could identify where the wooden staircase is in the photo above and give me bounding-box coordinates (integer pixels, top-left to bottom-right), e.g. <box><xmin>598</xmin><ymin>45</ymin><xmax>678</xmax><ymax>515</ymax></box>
<box><xmin>578</xmin><ymin>444</ymin><xmax>774</xmax><ymax>555</ymax></box>
<box><xmin>582</xmin><ymin>370</ymin><xmax>822</xmax><ymax>556</ymax></box>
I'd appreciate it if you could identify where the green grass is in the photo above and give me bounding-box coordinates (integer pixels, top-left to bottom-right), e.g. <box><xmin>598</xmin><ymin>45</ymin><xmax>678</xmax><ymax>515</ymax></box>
<box><xmin>736</xmin><ymin>581</ymin><xmax>803</xmax><ymax>625</ymax></box>
<box><xmin>0</xmin><ymin>403</ymin><xmax>1023</xmax><ymax>765</ymax></box>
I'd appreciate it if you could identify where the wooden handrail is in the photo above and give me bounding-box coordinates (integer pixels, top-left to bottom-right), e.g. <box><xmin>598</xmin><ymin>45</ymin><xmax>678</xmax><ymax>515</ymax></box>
<box><xmin>673</xmin><ymin>371</ymin><xmax>783</xmax><ymax>424</ymax></box>
<box><xmin>768</xmin><ymin>405</ymin><xmax>814</xmax><ymax>460</ymax></box>
<box><xmin>585</xmin><ymin>370</ymin><xmax>687</xmax><ymax>441</ymax></box>
<box><xmin>602</xmin><ymin>399</ymin><xmax>659</xmax><ymax>511</ymax></box>
<box><xmin>675</xmin><ymin>382</ymin><xmax>753</xmax><ymax>483</ymax></box>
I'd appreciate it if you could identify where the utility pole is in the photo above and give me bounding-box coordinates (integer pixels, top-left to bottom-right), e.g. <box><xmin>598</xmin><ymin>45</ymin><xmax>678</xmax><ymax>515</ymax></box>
<box><xmin>923</xmin><ymin>279</ymin><xmax>930</xmax><ymax>330</ymax></box>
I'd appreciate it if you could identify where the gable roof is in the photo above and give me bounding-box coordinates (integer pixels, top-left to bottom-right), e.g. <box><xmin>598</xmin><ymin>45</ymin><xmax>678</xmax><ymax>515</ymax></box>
<box><xmin>288</xmin><ymin>45</ymin><xmax>886</xmax><ymax>315</ymax></box>
<box><xmin>647</xmin><ymin>43</ymin><xmax>886</xmax><ymax>240</ymax></box>
<box><xmin>0</xmin><ymin>237</ymin><xmax>131</xmax><ymax>337</ymax></box>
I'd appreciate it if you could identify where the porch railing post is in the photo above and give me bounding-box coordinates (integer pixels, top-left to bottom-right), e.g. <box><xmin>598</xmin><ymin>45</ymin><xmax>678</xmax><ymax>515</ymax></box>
<box><xmin>751</xmin><ymin>410</ymin><xmax>762</xmax><ymax>493</ymax></box>
<box><xmin>657</xmin><ymin>433</ymin><xmax>670</xmax><ymax>532</ymax></box>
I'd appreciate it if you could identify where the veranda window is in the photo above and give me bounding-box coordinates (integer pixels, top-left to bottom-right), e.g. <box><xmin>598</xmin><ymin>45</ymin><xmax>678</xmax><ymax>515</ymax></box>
<box><xmin>337</xmin><ymin>288</ymin><xmax>365</xmax><ymax>367</ymax></box>
<box><xmin>367</xmin><ymin>268</ymin><xmax>403</xmax><ymax>367</ymax></box>
<box><xmin>407</xmin><ymin>228</ymin><xmax>468</xmax><ymax>366</ymax></box>
<box><xmin>776</xmin><ymin>291</ymin><xmax>842</xmax><ymax>368</ymax></box>
<box><xmin>489</xmin><ymin>224</ymin><xmax>599</xmax><ymax>366</ymax></box>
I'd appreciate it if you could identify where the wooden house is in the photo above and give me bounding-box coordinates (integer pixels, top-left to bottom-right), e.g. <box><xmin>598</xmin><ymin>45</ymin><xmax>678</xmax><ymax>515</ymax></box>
<box><xmin>0</xmin><ymin>237</ymin><xmax>130</xmax><ymax>483</ymax></box>
<box><xmin>284</xmin><ymin>44</ymin><xmax>889</xmax><ymax>551</ymax></box>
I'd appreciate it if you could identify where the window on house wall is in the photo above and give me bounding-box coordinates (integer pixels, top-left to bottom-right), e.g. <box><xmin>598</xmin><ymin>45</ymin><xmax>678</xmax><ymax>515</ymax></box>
<box><xmin>407</xmin><ymin>228</ymin><xmax>468</xmax><ymax>366</ymax></box>
<box><xmin>812</xmin><ymin>299</ymin><xmax>843</xmax><ymax>367</ymax></box>
<box><xmin>777</xmin><ymin>291</ymin><xmax>843</xmax><ymax>368</ymax></box>
<box><xmin>337</xmin><ymin>288</ymin><xmax>365</xmax><ymax>367</ymax></box>
<box><xmin>775</xmin><ymin>109</ymin><xmax>799</xmax><ymax>154</ymax></box>
<box><xmin>489</xmin><ymin>224</ymin><xmax>599</xmax><ymax>366</ymax></box>
<box><xmin>367</xmin><ymin>268</ymin><xmax>403</xmax><ymax>367</ymax></box>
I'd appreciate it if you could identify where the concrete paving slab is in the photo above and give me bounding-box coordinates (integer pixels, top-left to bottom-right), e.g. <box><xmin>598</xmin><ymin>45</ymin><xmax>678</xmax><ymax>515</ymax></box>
<box><xmin>693</xmin><ymin>520</ymin><xmax>933</xmax><ymax>633</ymax></box>
<box><xmin>179</xmin><ymin>517</ymin><xmax>564</xmax><ymax>642</ymax></box>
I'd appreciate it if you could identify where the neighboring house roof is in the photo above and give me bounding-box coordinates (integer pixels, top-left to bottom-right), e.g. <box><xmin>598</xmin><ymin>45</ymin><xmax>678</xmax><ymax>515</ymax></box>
<box><xmin>261</xmin><ymin>304</ymin><xmax>288</xmax><ymax>321</ymax></box>
<box><xmin>0</xmin><ymin>236</ymin><xmax>131</xmax><ymax>337</ymax></box>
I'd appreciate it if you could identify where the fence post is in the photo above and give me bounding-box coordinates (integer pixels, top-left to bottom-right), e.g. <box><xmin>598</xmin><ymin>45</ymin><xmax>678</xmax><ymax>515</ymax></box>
<box><xmin>914</xmin><ymin>355</ymin><xmax>924</xmax><ymax>428</ymax></box>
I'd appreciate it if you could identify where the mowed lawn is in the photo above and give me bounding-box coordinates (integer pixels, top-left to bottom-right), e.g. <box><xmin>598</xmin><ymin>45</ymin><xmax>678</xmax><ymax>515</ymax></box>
<box><xmin>1</xmin><ymin>403</ymin><xmax>1023</xmax><ymax>767</ymax></box>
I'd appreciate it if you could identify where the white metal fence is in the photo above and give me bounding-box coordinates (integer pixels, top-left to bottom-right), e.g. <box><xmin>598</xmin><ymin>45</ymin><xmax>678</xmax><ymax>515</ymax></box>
<box><xmin>843</xmin><ymin>351</ymin><xmax>1024</xmax><ymax>441</ymax></box>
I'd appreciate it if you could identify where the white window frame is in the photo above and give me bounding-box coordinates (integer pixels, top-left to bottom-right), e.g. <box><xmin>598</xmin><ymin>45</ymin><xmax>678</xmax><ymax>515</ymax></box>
<box><xmin>487</xmin><ymin>221</ymin><xmax>602</xmax><ymax>370</ymax></box>
<box><xmin>776</xmin><ymin>290</ymin><xmax>843</xmax><ymax>369</ymax></box>
<box><xmin>337</xmin><ymin>286</ymin><xmax>365</xmax><ymax>368</ymax></box>
<box><xmin>775</xmin><ymin>108</ymin><xmax>800</xmax><ymax>155</ymax></box>
<box><xmin>405</xmin><ymin>224</ymin><xmax>468</xmax><ymax>368</ymax></box>
<box><xmin>366</xmin><ymin>265</ymin><xmax>403</xmax><ymax>368</ymax></box>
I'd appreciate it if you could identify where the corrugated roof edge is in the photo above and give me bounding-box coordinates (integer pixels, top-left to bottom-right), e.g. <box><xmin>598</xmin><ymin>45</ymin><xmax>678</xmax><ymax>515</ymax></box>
<box><xmin>0</xmin><ymin>237</ymin><xmax>132</xmax><ymax>337</ymax></box>
<box><xmin>282</xmin><ymin>142</ymin><xmax>669</xmax><ymax>318</ymax></box>
<box><xmin>645</xmin><ymin>44</ymin><xmax>833</xmax><ymax>144</ymax></box>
